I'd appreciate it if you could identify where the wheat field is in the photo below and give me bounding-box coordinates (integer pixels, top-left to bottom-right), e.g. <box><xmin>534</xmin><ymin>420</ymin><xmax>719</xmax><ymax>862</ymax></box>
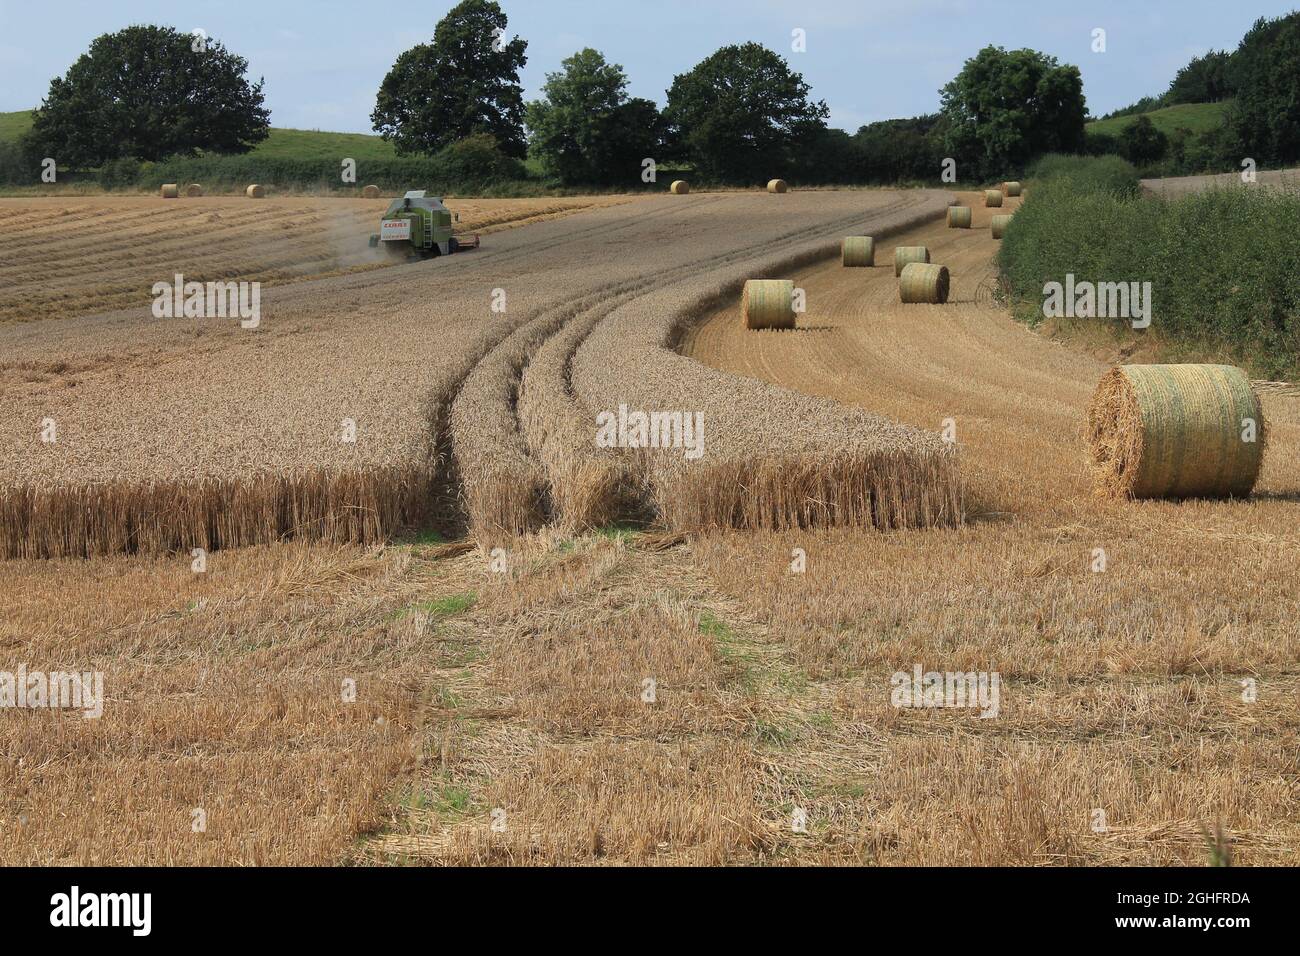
<box><xmin>1</xmin><ymin>189</ymin><xmax>952</xmax><ymax>557</ymax></box>
<box><xmin>2</xmin><ymin>189</ymin><xmax>1296</xmax><ymax>865</ymax></box>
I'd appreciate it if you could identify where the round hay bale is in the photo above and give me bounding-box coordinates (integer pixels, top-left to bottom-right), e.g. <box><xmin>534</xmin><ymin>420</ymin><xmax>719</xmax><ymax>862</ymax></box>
<box><xmin>990</xmin><ymin>214</ymin><xmax>1013</xmax><ymax>239</ymax></box>
<box><xmin>184</xmin><ymin>183</ymin><xmax>203</xmax><ymax>198</ymax></box>
<box><xmin>670</xmin><ymin>180</ymin><xmax>690</xmax><ymax>195</ymax></box>
<box><xmin>742</xmin><ymin>279</ymin><xmax>796</xmax><ymax>330</ymax></box>
<box><xmin>947</xmin><ymin>206</ymin><xmax>972</xmax><ymax>228</ymax></box>
<box><xmin>245</xmin><ymin>184</ymin><xmax>265</xmax><ymax>199</ymax></box>
<box><xmin>841</xmin><ymin>236</ymin><xmax>875</xmax><ymax>267</ymax></box>
<box><xmin>893</xmin><ymin>245</ymin><xmax>930</xmax><ymax>277</ymax></box>
<box><xmin>361</xmin><ymin>184</ymin><xmax>381</xmax><ymax>199</ymax></box>
<box><xmin>160</xmin><ymin>183</ymin><xmax>179</xmax><ymax>199</ymax></box>
<box><xmin>984</xmin><ymin>189</ymin><xmax>1003</xmax><ymax>208</ymax></box>
<box><xmin>899</xmin><ymin>263</ymin><xmax>950</xmax><ymax>304</ymax></box>
<box><xmin>1086</xmin><ymin>364</ymin><xmax>1264</xmax><ymax>500</ymax></box>
<box><xmin>767</xmin><ymin>179</ymin><xmax>789</xmax><ymax>194</ymax></box>
<box><xmin>1002</xmin><ymin>181</ymin><xmax>1023</xmax><ymax>197</ymax></box>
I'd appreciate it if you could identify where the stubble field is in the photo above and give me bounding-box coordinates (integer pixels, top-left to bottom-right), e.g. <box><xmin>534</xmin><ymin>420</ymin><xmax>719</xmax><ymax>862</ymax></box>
<box><xmin>1</xmin><ymin>188</ymin><xmax>1296</xmax><ymax>865</ymax></box>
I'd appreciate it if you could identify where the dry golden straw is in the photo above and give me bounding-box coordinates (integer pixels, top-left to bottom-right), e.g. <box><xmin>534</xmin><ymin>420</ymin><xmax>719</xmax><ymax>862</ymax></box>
<box><xmin>245</xmin><ymin>184</ymin><xmax>265</xmax><ymax>199</ymax></box>
<box><xmin>0</xmin><ymin>466</ymin><xmax>433</xmax><ymax>560</ymax></box>
<box><xmin>160</xmin><ymin>184</ymin><xmax>179</xmax><ymax>199</ymax></box>
<box><xmin>741</xmin><ymin>279</ymin><xmax>796</xmax><ymax>329</ymax></box>
<box><xmin>894</xmin><ymin>245</ymin><xmax>930</xmax><ymax>277</ymax></box>
<box><xmin>1002</xmin><ymin>181</ymin><xmax>1023</xmax><ymax>196</ymax></box>
<box><xmin>1086</xmin><ymin>364</ymin><xmax>1264</xmax><ymax>500</ymax></box>
<box><xmin>947</xmin><ymin>206</ymin><xmax>972</xmax><ymax>228</ymax></box>
<box><xmin>985</xmin><ymin>189</ymin><xmax>1003</xmax><ymax>208</ymax></box>
<box><xmin>670</xmin><ymin>181</ymin><xmax>691</xmax><ymax>195</ymax></box>
<box><xmin>990</xmin><ymin>214</ymin><xmax>1013</xmax><ymax>239</ymax></box>
<box><xmin>361</xmin><ymin>185</ymin><xmax>381</xmax><ymax>199</ymax></box>
<box><xmin>185</xmin><ymin>184</ymin><xmax>203</xmax><ymax>198</ymax></box>
<box><xmin>899</xmin><ymin>263</ymin><xmax>950</xmax><ymax>304</ymax></box>
<box><xmin>767</xmin><ymin>179</ymin><xmax>789</xmax><ymax>194</ymax></box>
<box><xmin>842</xmin><ymin>236</ymin><xmax>875</xmax><ymax>267</ymax></box>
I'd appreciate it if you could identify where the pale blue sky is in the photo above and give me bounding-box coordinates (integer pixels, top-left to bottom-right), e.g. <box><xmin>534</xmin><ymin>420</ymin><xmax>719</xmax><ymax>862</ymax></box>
<box><xmin>0</xmin><ymin>1</ymin><xmax>1295</xmax><ymax>133</ymax></box>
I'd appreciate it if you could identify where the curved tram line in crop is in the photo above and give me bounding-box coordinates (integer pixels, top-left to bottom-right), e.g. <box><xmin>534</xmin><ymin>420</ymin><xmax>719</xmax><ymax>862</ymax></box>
<box><xmin>1</xmin><ymin>189</ymin><xmax>962</xmax><ymax>559</ymax></box>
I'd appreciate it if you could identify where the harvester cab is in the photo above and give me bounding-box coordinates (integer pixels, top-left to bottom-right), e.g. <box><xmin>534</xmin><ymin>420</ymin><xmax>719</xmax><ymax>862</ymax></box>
<box><xmin>367</xmin><ymin>190</ymin><xmax>479</xmax><ymax>259</ymax></box>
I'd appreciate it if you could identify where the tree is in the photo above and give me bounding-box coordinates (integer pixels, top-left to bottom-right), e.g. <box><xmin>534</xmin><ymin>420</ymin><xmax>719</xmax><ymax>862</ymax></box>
<box><xmin>525</xmin><ymin>49</ymin><xmax>663</xmax><ymax>186</ymax></box>
<box><xmin>1166</xmin><ymin>50</ymin><xmax>1234</xmax><ymax>105</ymax></box>
<box><xmin>1119</xmin><ymin>115</ymin><xmax>1168</xmax><ymax>167</ymax></box>
<box><xmin>662</xmin><ymin>43</ymin><xmax>828</xmax><ymax>183</ymax></box>
<box><xmin>940</xmin><ymin>46</ymin><xmax>1086</xmax><ymax>180</ymax></box>
<box><xmin>788</xmin><ymin>128</ymin><xmax>864</xmax><ymax>185</ymax></box>
<box><xmin>854</xmin><ymin>115</ymin><xmax>945</xmax><ymax>183</ymax></box>
<box><xmin>27</xmin><ymin>25</ymin><xmax>268</xmax><ymax>167</ymax></box>
<box><xmin>1229</xmin><ymin>13</ymin><xmax>1300</xmax><ymax>165</ymax></box>
<box><xmin>371</xmin><ymin>0</ymin><xmax>528</xmax><ymax>157</ymax></box>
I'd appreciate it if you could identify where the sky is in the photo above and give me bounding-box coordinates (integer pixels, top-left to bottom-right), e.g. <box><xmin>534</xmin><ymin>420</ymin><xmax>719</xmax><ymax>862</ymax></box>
<box><xmin>1</xmin><ymin>1</ymin><xmax>1296</xmax><ymax>134</ymax></box>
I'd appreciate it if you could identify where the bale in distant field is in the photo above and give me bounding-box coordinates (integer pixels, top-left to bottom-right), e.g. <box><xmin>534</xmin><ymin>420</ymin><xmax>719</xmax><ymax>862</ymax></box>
<box><xmin>894</xmin><ymin>245</ymin><xmax>930</xmax><ymax>277</ymax></box>
<box><xmin>160</xmin><ymin>184</ymin><xmax>179</xmax><ymax>199</ymax></box>
<box><xmin>742</xmin><ymin>279</ymin><xmax>796</xmax><ymax>329</ymax></box>
<box><xmin>985</xmin><ymin>189</ymin><xmax>1003</xmax><ymax>207</ymax></box>
<box><xmin>245</xmin><ymin>184</ymin><xmax>265</xmax><ymax>199</ymax></box>
<box><xmin>1086</xmin><ymin>364</ymin><xmax>1264</xmax><ymax>500</ymax></box>
<box><xmin>842</xmin><ymin>236</ymin><xmax>875</xmax><ymax>267</ymax></box>
<box><xmin>990</xmin><ymin>214</ymin><xmax>1013</xmax><ymax>239</ymax></box>
<box><xmin>947</xmin><ymin>206</ymin><xmax>971</xmax><ymax>228</ymax></box>
<box><xmin>899</xmin><ymin>263</ymin><xmax>950</xmax><ymax>304</ymax></box>
<box><xmin>362</xmin><ymin>184</ymin><xmax>380</xmax><ymax>199</ymax></box>
<box><xmin>1003</xmin><ymin>181</ymin><xmax>1022</xmax><ymax>197</ymax></box>
<box><xmin>670</xmin><ymin>180</ymin><xmax>690</xmax><ymax>195</ymax></box>
<box><xmin>767</xmin><ymin>179</ymin><xmax>789</xmax><ymax>194</ymax></box>
<box><xmin>185</xmin><ymin>183</ymin><xmax>203</xmax><ymax>198</ymax></box>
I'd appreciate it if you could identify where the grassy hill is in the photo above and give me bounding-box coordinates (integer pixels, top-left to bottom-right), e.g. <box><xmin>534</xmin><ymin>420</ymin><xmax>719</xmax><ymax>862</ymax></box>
<box><xmin>0</xmin><ymin>109</ymin><xmax>33</xmax><ymax>143</ymax></box>
<box><xmin>1086</xmin><ymin>101</ymin><xmax>1232</xmax><ymax>138</ymax></box>
<box><xmin>0</xmin><ymin>109</ymin><xmax>396</xmax><ymax>160</ymax></box>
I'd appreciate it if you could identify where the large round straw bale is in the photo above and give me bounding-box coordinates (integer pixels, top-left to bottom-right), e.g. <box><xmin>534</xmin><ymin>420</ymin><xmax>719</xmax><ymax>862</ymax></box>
<box><xmin>899</xmin><ymin>263</ymin><xmax>950</xmax><ymax>304</ymax></box>
<box><xmin>767</xmin><ymin>179</ymin><xmax>789</xmax><ymax>194</ymax></box>
<box><xmin>984</xmin><ymin>189</ymin><xmax>1003</xmax><ymax>207</ymax></box>
<box><xmin>362</xmin><ymin>184</ymin><xmax>381</xmax><ymax>199</ymax></box>
<box><xmin>1002</xmin><ymin>181</ymin><xmax>1022</xmax><ymax>197</ymax></box>
<box><xmin>245</xmin><ymin>184</ymin><xmax>265</xmax><ymax>199</ymax></box>
<box><xmin>893</xmin><ymin>245</ymin><xmax>930</xmax><ymax>277</ymax></box>
<box><xmin>742</xmin><ymin>279</ymin><xmax>796</xmax><ymax>330</ymax></box>
<box><xmin>990</xmin><ymin>214</ymin><xmax>1013</xmax><ymax>239</ymax></box>
<box><xmin>1086</xmin><ymin>364</ymin><xmax>1264</xmax><ymax>500</ymax></box>
<box><xmin>160</xmin><ymin>183</ymin><xmax>179</xmax><ymax>199</ymax></box>
<box><xmin>184</xmin><ymin>183</ymin><xmax>203</xmax><ymax>198</ymax></box>
<box><xmin>841</xmin><ymin>236</ymin><xmax>875</xmax><ymax>267</ymax></box>
<box><xmin>947</xmin><ymin>205</ymin><xmax>972</xmax><ymax>228</ymax></box>
<box><xmin>670</xmin><ymin>180</ymin><xmax>690</xmax><ymax>194</ymax></box>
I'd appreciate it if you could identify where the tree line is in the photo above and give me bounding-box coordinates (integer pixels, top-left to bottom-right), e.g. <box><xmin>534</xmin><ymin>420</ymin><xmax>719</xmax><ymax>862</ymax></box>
<box><xmin>9</xmin><ymin>2</ymin><xmax>1300</xmax><ymax>189</ymax></box>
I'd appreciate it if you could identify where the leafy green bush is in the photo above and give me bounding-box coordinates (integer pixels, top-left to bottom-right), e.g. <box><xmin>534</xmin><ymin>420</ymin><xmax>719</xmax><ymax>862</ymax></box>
<box><xmin>429</xmin><ymin>133</ymin><xmax>526</xmax><ymax>187</ymax></box>
<box><xmin>1024</xmin><ymin>154</ymin><xmax>1140</xmax><ymax>196</ymax></box>
<box><xmin>0</xmin><ymin>139</ymin><xmax>36</xmax><ymax>184</ymax></box>
<box><xmin>98</xmin><ymin>156</ymin><xmax>143</xmax><ymax>190</ymax></box>
<box><xmin>1000</xmin><ymin>157</ymin><xmax>1300</xmax><ymax>376</ymax></box>
<box><xmin>1119</xmin><ymin>116</ymin><xmax>1169</xmax><ymax>166</ymax></box>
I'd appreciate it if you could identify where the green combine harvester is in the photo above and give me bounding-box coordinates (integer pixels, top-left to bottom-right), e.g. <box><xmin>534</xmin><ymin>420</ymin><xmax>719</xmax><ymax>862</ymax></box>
<box><xmin>368</xmin><ymin>190</ymin><xmax>480</xmax><ymax>259</ymax></box>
